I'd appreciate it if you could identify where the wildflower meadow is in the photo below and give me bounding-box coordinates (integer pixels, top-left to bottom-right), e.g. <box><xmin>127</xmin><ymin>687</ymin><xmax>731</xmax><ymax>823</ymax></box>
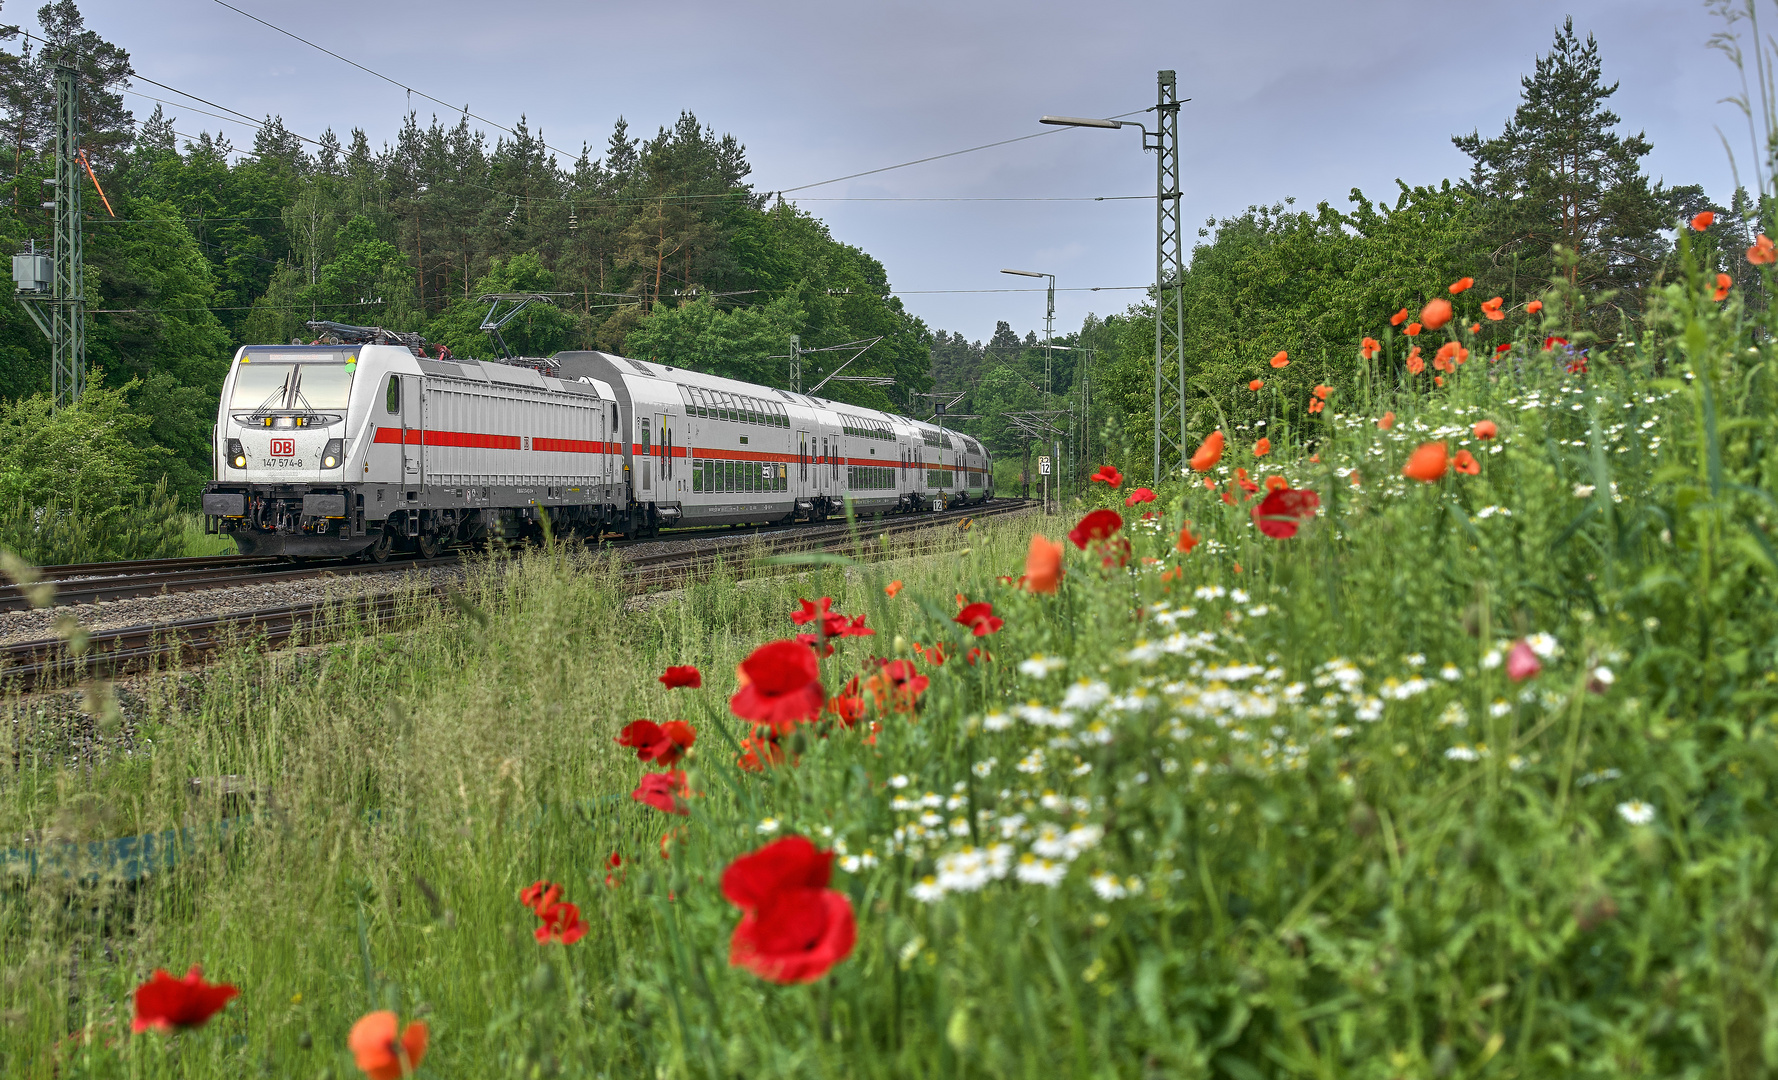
<box><xmin>6</xmin><ymin>221</ymin><xmax>1778</xmax><ymax>1077</ymax></box>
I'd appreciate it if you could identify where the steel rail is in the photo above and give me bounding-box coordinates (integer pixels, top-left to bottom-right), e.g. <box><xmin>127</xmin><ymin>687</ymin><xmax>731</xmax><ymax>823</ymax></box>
<box><xmin>1</xmin><ymin>501</ymin><xmax>1030</xmax><ymax>691</ymax></box>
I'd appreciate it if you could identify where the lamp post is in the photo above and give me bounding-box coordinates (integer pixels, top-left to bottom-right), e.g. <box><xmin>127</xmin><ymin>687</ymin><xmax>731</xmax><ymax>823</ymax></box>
<box><xmin>1041</xmin><ymin>69</ymin><xmax>1187</xmax><ymax>485</ymax></box>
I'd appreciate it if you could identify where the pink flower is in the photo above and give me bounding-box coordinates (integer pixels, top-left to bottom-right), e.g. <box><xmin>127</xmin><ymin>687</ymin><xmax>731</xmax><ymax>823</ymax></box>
<box><xmin>1505</xmin><ymin>639</ymin><xmax>1542</xmax><ymax>682</ymax></box>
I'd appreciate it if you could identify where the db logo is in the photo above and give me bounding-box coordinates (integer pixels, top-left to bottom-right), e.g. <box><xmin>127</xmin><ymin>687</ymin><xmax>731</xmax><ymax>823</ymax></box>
<box><xmin>270</xmin><ymin>438</ymin><xmax>296</xmax><ymax>456</ymax></box>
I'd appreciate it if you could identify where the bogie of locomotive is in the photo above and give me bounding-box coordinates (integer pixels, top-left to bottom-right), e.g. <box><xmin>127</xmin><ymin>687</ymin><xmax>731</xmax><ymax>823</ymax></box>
<box><xmin>203</xmin><ymin>332</ymin><xmax>992</xmax><ymax>560</ymax></box>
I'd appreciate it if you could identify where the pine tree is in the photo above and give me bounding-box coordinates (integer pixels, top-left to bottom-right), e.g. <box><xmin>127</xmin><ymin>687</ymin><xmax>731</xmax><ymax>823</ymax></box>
<box><xmin>1454</xmin><ymin>18</ymin><xmax>1702</xmax><ymax>334</ymax></box>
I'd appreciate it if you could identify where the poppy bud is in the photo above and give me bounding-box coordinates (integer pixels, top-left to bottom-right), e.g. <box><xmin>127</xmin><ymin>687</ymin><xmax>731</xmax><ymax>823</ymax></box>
<box><xmin>298</xmin><ymin>1031</ymin><xmax>313</xmax><ymax>1050</ymax></box>
<box><xmin>529</xmin><ymin>960</ymin><xmax>559</xmax><ymax>995</ymax></box>
<box><xmin>1349</xmin><ymin>801</ymin><xmax>1378</xmax><ymax>837</ymax></box>
<box><xmin>790</xmin><ymin>729</ymin><xmax>810</xmax><ymax>755</ymax></box>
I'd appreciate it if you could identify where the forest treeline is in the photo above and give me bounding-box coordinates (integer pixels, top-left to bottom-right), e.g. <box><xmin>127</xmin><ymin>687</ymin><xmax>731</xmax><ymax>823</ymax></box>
<box><xmin>0</xmin><ymin>5</ymin><xmax>1750</xmax><ymax>549</ymax></box>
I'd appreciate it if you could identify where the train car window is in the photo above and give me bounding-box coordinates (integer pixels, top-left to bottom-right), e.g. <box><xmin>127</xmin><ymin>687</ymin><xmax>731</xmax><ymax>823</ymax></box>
<box><xmin>385</xmin><ymin>374</ymin><xmax>400</xmax><ymax>414</ymax></box>
<box><xmin>693</xmin><ymin>458</ymin><xmax>702</xmax><ymax>492</ymax></box>
<box><xmin>231</xmin><ymin>363</ymin><xmax>295</xmax><ymax>409</ymax></box>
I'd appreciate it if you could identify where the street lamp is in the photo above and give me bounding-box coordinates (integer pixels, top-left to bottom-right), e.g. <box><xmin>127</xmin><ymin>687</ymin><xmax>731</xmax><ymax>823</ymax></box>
<box><xmin>1040</xmin><ymin>72</ymin><xmax>1188</xmax><ymax>486</ymax></box>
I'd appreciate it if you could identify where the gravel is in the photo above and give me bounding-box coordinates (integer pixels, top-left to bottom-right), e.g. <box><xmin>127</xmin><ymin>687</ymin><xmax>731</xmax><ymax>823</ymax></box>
<box><xmin>0</xmin><ymin>524</ymin><xmax>830</xmax><ymax>646</ymax></box>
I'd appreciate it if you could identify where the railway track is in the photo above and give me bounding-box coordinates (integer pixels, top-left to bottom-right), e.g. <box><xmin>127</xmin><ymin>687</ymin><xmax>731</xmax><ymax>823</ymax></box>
<box><xmin>0</xmin><ymin>511</ymin><xmax>972</xmax><ymax>613</ymax></box>
<box><xmin>0</xmin><ymin>500</ymin><xmax>1030</xmax><ymax>691</ymax></box>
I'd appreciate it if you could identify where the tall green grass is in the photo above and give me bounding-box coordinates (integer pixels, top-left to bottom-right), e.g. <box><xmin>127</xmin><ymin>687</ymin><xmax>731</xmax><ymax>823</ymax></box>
<box><xmin>3</xmin><ymin>248</ymin><xmax>1777</xmax><ymax>1077</ymax></box>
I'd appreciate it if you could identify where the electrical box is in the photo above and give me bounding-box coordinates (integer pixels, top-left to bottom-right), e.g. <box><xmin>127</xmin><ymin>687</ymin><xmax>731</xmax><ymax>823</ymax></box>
<box><xmin>12</xmin><ymin>253</ymin><xmax>50</xmax><ymax>293</ymax></box>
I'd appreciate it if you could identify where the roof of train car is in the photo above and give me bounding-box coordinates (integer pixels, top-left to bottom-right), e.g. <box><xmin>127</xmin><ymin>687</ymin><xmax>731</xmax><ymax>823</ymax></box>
<box><xmin>489</xmin><ymin>350</ymin><xmax>988</xmax><ymax>457</ymax></box>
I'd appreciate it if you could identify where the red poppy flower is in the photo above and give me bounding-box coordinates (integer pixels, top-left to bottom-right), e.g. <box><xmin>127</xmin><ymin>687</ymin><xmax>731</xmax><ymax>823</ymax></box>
<box><xmin>1189</xmin><ymin>430</ymin><xmax>1225</xmax><ymax>471</ymax></box>
<box><xmin>1480</xmin><ymin>296</ymin><xmax>1504</xmax><ymax>321</ymax></box>
<box><xmin>955</xmin><ymin>601</ymin><xmax>1004</xmax><ymax>637</ymax></box>
<box><xmin>965</xmin><ymin>646</ymin><xmax>991</xmax><ymax>665</ymax></box>
<box><xmin>1253</xmin><ymin>437</ymin><xmax>1271</xmax><ymax>457</ymax></box>
<box><xmin>1405</xmin><ymin>347</ymin><xmax>1425</xmax><ymax>375</ymax></box>
<box><xmin>721</xmin><ymin>836</ymin><xmax>856</xmax><ymax>985</ymax></box>
<box><xmin>1404</xmin><ymin>322</ymin><xmax>1422</xmax><ymax>337</ymax></box>
<box><xmin>1453</xmin><ymin>449</ymin><xmax>1480</xmax><ymax>475</ymax></box>
<box><xmin>632</xmin><ymin>770</ymin><xmax>690</xmax><ymax>815</ymax></box>
<box><xmin>1402</xmin><ymin>442</ymin><xmax>1448</xmax><ymax>483</ymax></box>
<box><xmin>1526</xmin><ymin>300</ymin><xmax>1544</xmax><ymax>314</ymax></box>
<box><xmin>1421</xmin><ymin>297</ymin><xmax>1453</xmax><ymax>330</ymax></box>
<box><xmin>1494</xmin><ymin>343</ymin><xmax>1512</xmax><ymax>355</ymax></box>
<box><xmin>730</xmin><ymin>640</ymin><xmax>824</xmax><ymax>732</ymax></box>
<box><xmin>1124</xmin><ymin>486</ymin><xmax>1157</xmax><ymax>507</ymax></box>
<box><xmin>737</xmin><ymin>736</ymin><xmax>787</xmax><ymax>771</ymax></box>
<box><xmin>658</xmin><ymin>665</ymin><xmax>702</xmax><ymax>690</ymax></box>
<box><xmin>131</xmin><ymin>967</ymin><xmax>238</xmax><ymax>1033</ymax></box>
<box><xmin>884</xmin><ymin>580</ymin><xmax>903</xmax><ymax>598</ymax></box>
<box><xmin>1749</xmin><ymin>234</ymin><xmax>1776</xmax><ymax>265</ymax></box>
<box><xmin>604</xmin><ymin>853</ymin><xmax>625</xmax><ymax>888</ymax></box>
<box><xmin>1543</xmin><ymin>335</ymin><xmax>1568</xmax><ymax>351</ymax></box>
<box><xmin>1506</xmin><ymin>639</ymin><xmax>1543</xmax><ymax>681</ymax></box>
<box><xmin>1269</xmin><ymin>350</ymin><xmax>1289</xmax><ymax>368</ymax></box>
<box><xmin>1176</xmin><ymin>525</ymin><xmax>1199</xmax><ymax>554</ymax></box>
<box><xmin>790</xmin><ymin>597</ymin><xmax>834</xmax><ymax>626</ymax></box>
<box><xmin>1068</xmin><ymin>508</ymin><xmax>1124</xmax><ymax>549</ymax></box>
<box><xmin>1448</xmin><ymin>277</ymin><xmax>1474</xmax><ymax>294</ymax></box>
<box><xmin>1312</xmin><ymin>384</ymin><xmax>1331</xmax><ymax>400</ymax></box>
<box><xmin>1378</xmin><ymin>411</ymin><xmax>1395</xmax><ymax>430</ymax></box>
<box><xmin>1691</xmin><ymin>210</ymin><xmax>1715</xmax><ymax>231</ymax></box>
<box><xmin>795</xmin><ymin>633</ymin><xmax>836</xmax><ymax>658</ymax></box>
<box><xmin>534</xmin><ymin>897</ymin><xmax>587</xmax><ymax>944</ymax></box>
<box><xmin>1435</xmin><ymin>375</ymin><xmax>1445</xmax><ymax>387</ymax></box>
<box><xmin>616</xmin><ymin>719</ymin><xmax>697</xmax><ymax>766</ymax></box>
<box><xmin>1473</xmin><ymin>420</ymin><xmax>1497</xmax><ymax>439</ymax></box>
<box><xmin>826</xmin><ymin>690</ymin><xmax>865</xmax><ymax>726</ymax></box>
<box><xmin>869</xmin><ymin>658</ymin><xmax>931</xmax><ymax>712</ymax></box>
<box><xmin>1251</xmin><ymin>487</ymin><xmax>1320</xmax><ymax>539</ymax></box>
<box><xmin>1307</xmin><ymin>398</ymin><xmax>1325</xmax><ymax>414</ymax></box>
<box><xmin>1389</xmin><ymin>307</ymin><xmax>1408</xmax><ymax>326</ymax></box>
<box><xmin>1089</xmin><ymin>465</ymin><xmax>1124</xmax><ymax>487</ymax></box>
<box><xmin>1023</xmin><ymin>534</ymin><xmax>1063</xmax><ymax>594</ymax></box>
<box><xmin>1715</xmin><ymin>273</ymin><xmax>1732</xmax><ymax>301</ymax></box>
<box><xmin>1248</xmin><ymin>378</ymin><xmax>1264</xmax><ymax>391</ymax></box>
<box><xmin>350</xmin><ymin>1012</ymin><xmax>430</xmax><ymax>1080</ymax></box>
<box><xmin>1436</xmin><ymin>341</ymin><xmax>1468</xmax><ymax>367</ymax></box>
<box><xmin>1348</xmin><ymin>470</ymin><xmax>1362</xmax><ymax>486</ymax></box>
<box><xmin>912</xmin><ymin>642</ymin><xmax>947</xmax><ymax>666</ymax></box>
<box><xmin>1360</xmin><ymin>336</ymin><xmax>1381</xmax><ymax>359</ymax></box>
<box><xmin>520</xmin><ymin>880</ymin><xmax>562</xmax><ymax>914</ymax></box>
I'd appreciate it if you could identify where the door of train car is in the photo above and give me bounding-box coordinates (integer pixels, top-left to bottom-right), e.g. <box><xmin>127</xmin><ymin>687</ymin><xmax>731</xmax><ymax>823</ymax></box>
<box><xmin>368</xmin><ymin>370</ymin><xmax>421</xmax><ymax>486</ymax></box>
<box><xmin>404</xmin><ymin>374</ymin><xmax>423</xmax><ymax>485</ymax></box>
<box><xmin>795</xmin><ymin>428</ymin><xmax>811</xmax><ymax>501</ymax></box>
<box><xmin>654</xmin><ymin>409</ymin><xmax>677</xmax><ymax>495</ymax></box>
<box><xmin>637</xmin><ymin>414</ymin><xmax>652</xmax><ymax>494</ymax></box>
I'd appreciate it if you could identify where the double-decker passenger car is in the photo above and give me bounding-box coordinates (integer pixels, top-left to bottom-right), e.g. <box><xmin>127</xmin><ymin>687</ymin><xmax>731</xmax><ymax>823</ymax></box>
<box><xmin>201</xmin><ymin>330</ymin><xmax>991</xmax><ymax>559</ymax></box>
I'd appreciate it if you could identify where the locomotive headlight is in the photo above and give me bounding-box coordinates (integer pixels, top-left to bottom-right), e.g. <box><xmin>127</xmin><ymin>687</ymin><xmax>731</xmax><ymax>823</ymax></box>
<box><xmin>321</xmin><ymin>438</ymin><xmax>343</xmax><ymax>469</ymax></box>
<box><xmin>226</xmin><ymin>438</ymin><xmax>246</xmax><ymax>469</ymax></box>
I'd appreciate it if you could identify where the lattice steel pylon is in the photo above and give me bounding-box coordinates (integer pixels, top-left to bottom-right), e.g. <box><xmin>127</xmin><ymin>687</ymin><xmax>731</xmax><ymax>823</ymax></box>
<box><xmin>1151</xmin><ymin>70</ymin><xmax>1185</xmax><ymax>484</ymax></box>
<box><xmin>18</xmin><ymin>63</ymin><xmax>85</xmax><ymax>407</ymax></box>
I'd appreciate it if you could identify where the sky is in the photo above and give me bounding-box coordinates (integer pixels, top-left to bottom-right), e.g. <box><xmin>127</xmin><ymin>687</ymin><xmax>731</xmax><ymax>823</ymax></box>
<box><xmin>68</xmin><ymin>0</ymin><xmax>1753</xmax><ymax>342</ymax></box>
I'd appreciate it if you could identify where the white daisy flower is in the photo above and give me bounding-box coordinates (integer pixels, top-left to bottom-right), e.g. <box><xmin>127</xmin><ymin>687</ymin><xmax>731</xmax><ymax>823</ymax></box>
<box><xmin>910</xmin><ymin>876</ymin><xmax>946</xmax><ymax>903</ymax></box>
<box><xmin>1616</xmin><ymin>800</ymin><xmax>1656</xmax><ymax>826</ymax></box>
<box><xmin>1014</xmin><ymin>854</ymin><xmax>1067</xmax><ymax>886</ymax></box>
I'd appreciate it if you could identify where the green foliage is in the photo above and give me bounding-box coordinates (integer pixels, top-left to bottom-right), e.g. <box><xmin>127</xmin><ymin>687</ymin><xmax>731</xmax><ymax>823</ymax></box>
<box><xmin>423</xmin><ymin>253</ymin><xmax>578</xmax><ymax>359</ymax></box>
<box><xmin>0</xmin><ymin>380</ymin><xmax>186</xmax><ymax>562</ymax></box>
<box><xmin>6</xmin><ymin>242</ymin><xmax>1778</xmax><ymax>1074</ymax></box>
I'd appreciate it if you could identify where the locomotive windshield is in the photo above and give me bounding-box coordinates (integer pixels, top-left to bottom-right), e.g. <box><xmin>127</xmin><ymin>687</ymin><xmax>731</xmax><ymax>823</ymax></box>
<box><xmin>229</xmin><ymin>353</ymin><xmax>355</xmax><ymax>411</ymax></box>
<box><xmin>230</xmin><ymin>363</ymin><xmax>294</xmax><ymax>409</ymax></box>
<box><xmin>292</xmin><ymin>365</ymin><xmax>353</xmax><ymax>409</ymax></box>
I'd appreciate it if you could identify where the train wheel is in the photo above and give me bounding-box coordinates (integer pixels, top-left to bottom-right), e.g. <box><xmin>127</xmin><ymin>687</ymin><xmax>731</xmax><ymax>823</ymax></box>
<box><xmin>367</xmin><ymin>529</ymin><xmax>396</xmax><ymax>563</ymax></box>
<box><xmin>416</xmin><ymin>533</ymin><xmax>441</xmax><ymax>560</ymax></box>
